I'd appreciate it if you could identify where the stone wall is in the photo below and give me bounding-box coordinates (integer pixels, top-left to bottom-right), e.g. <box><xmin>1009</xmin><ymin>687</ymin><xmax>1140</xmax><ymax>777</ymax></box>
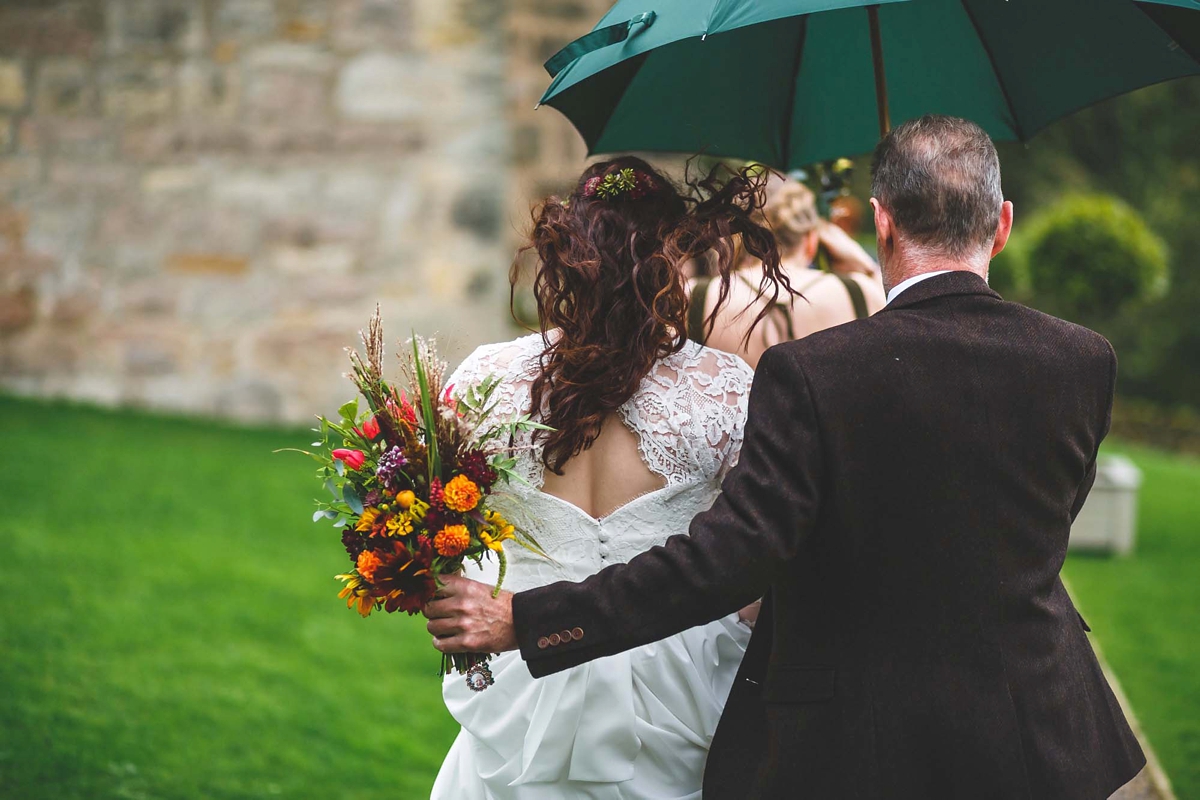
<box><xmin>0</xmin><ymin>0</ymin><xmax>607</xmax><ymax>424</ymax></box>
<box><xmin>505</xmin><ymin>0</ymin><xmax>602</xmax><ymax>217</ymax></box>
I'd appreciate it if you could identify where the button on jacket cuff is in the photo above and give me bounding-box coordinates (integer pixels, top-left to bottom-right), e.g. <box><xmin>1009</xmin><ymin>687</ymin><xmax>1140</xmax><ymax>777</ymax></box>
<box><xmin>513</xmin><ymin>587</ymin><xmax>604</xmax><ymax>676</ymax></box>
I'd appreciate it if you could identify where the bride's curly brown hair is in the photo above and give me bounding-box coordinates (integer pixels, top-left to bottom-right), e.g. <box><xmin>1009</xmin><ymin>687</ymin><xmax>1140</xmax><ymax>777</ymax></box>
<box><xmin>514</xmin><ymin>156</ymin><xmax>791</xmax><ymax>474</ymax></box>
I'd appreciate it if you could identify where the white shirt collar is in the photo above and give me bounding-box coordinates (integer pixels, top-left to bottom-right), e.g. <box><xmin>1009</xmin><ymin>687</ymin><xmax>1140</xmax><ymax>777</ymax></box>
<box><xmin>885</xmin><ymin>270</ymin><xmax>955</xmax><ymax>306</ymax></box>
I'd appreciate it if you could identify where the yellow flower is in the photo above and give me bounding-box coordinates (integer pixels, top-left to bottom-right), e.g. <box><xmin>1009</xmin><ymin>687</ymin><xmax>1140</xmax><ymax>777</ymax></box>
<box><xmin>479</xmin><ymin>527</ymin><xmax>514</xmax><ymax>554</ymax></box>
<box><xmin>480</xmin><ymin>509</ymin><xmax>516</xmax><ymax>552</ymax></box>
<box><xmin>482</xmin><ymin>510</ymin><xmax>511</xmax><ymax>534</ymax></box>
<box><xmin>443</xmin><ymin>475</ymin><xmax>482</xmax><ymax>513</ymax></box>
<box><xmin>409</xmin><ymin>499</ymin><xmax>430</xmax><ymax>520</ymax></box>
<box><xmin>386</xmin><ymin>512</ymin><xmax>414</xmax><ymax>537</ymax></box>
<box><xmin>434</xmin><ymin>524</ymin><xmax>471</xmax><ymax>557</ymax></box>
<box><xmin>336</xmin><ymin>572</ymin><xmax>376</xmax><ymax>617</ymax></box>
<box><xmin>355</xmin><ymin>507</ymin><xmax>382</xmax><ymax>533</ymax></box>
<box><xmin>396</xmin><ymin>490</ymin><xmax>416</xmax><ymax>509</ymax></box>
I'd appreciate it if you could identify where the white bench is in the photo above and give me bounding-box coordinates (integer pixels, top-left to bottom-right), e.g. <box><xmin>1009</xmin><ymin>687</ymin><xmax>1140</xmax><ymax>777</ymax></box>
<box><xmin>1070</xmin><ymin>455</ymin><xmax>1143</xmax><ymax>556</ymax></box>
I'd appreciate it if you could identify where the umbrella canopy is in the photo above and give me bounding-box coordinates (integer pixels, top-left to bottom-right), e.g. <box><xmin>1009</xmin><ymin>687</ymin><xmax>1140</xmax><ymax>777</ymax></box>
<box><xmin>539</xmin><ymin>0</ymin><xmax>1200</xmax><ymax>169</ymax></box>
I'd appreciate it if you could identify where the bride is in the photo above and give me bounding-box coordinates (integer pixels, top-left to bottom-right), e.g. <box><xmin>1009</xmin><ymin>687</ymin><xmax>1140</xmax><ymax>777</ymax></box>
<box><xmin>429</xmin><ymin>157</ymin><xmax>790</xmax><ymax>799</ymax></box>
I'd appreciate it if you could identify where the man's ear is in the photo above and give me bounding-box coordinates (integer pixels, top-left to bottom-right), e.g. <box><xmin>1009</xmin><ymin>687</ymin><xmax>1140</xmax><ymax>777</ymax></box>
<box><xmin>870</xmin><ymin>198</ymin><xmax>892</xmax><ymax>256</ymax></box>
<box><xmin>990</xmin><ymin>200</ymin><xmax>1014</xmax><ymax>259</ymax></box>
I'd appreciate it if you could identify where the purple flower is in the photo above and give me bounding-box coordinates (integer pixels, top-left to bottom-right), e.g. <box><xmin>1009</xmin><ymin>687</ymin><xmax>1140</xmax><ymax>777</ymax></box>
<box><xmin>364</xmin><ymin>490</ymin><xmax>382</xmax><ymax>507</ymax></box>
<box><xmin>375</xmin><ymin>446</ymin><xmax>408</xmax><ymax>491</ymax></box>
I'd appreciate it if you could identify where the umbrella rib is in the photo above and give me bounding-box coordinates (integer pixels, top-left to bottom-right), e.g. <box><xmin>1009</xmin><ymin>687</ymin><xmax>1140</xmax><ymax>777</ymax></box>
<box><xmin>958</xmin><ymin>0</ymin><xmax>1025</xmax><ymax>142</ymax></box>
<box><xmin>1137</xmin><ymin>6</ymin><xmax>1200</xmax><ymax>64</ymax></box>
<box><xmin>778</xmin><ymin>16</ymin><xmax>810</xmax><ymax>169</ymax></box>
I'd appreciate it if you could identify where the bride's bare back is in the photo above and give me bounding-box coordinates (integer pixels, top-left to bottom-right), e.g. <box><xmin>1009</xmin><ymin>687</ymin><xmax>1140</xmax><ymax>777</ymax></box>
<box><xmin>540</xmin><ymin>413</ymin><xmax>666</xmax><ymax>521</ymax></box>
<box><xmin>447</xmin><ymin>332</ymin><xmax>749</xmax><ymax>534</ymax></box>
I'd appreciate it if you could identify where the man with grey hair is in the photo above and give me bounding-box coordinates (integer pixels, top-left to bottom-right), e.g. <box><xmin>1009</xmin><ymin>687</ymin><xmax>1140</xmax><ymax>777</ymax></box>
<box><xmin>869</xmin><ymin>114</ymin><xmax>1012</xmax><ymax>300</ymax></box>
<box><xmin>427</xmin><ymin>115</ymin><xmax>1146</xmax><ymax>799</ymax></box>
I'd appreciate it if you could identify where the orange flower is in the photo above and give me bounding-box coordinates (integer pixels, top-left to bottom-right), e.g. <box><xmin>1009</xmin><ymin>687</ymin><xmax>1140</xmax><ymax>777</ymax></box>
<box><xmin>443</xmin><ymin>475</ymin><xmax>482</xmax><ymax>513</ymax></box>
<box><xmin>433</xmin><ymin>524</ymin><xmax>471</xmax><ymax>557</ymax></box>
<box><xmin>356</xmin><ymin>549</ymin><xmax>383</xmax><ymax>582</ymax></box>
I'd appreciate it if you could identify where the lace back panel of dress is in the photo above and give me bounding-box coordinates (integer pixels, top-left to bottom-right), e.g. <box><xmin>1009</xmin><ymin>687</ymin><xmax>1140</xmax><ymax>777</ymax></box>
<box><xmin>447</xmin><ymin>334</ymin><xmax>752</xmax><ymax>591</ymax></box>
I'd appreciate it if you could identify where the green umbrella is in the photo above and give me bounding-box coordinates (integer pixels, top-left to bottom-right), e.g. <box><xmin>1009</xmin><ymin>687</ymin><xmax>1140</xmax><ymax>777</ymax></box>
<box><xmin>538</xmin><ymin>0</ymin><xmax>1200</xmax><ymax>169</ymax></box>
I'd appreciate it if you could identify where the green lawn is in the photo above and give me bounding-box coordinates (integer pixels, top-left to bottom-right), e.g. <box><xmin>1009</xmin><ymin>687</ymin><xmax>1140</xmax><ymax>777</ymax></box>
<box><xmin>1</xmin><ymin>397</ymin><xmax>1197</xmax><ymax>799</ymax></box>
<box><xmin>1065</xmin><ymin>442</ymin><xmax>1200</xmax><ymax>799</ymax></box>
<box><xmin>0</xmin><ymin>397</ymin><xmax>458</xmax><ymax>799</ymax></box>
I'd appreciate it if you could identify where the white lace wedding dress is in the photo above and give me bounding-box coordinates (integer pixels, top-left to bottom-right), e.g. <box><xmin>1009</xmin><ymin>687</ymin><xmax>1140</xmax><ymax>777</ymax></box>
<box><xmin>431</xmin><ymin>332</ymin><xmax>753</xmax><ymax>800</ymax></box>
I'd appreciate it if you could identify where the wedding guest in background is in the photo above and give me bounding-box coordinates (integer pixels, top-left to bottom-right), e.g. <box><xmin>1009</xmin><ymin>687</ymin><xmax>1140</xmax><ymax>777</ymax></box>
<box><xmin>689</xmin><ymin>176</ymin><xmax>885</xmax><ymax>367</ymax></box>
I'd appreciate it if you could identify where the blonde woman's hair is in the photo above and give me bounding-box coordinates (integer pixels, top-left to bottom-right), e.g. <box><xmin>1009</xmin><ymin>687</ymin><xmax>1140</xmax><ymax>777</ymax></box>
<box><xmin>762</xmin><ymin>179</ymin><xmax>820</xmax><ymax>253</ymax></box>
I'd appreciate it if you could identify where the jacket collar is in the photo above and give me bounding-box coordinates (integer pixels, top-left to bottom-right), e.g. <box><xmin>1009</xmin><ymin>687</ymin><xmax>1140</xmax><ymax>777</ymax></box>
<box><xmin>882</xmin><ymin>270</ymin><xmax>1001</xmax><ymax>312</ymax></box>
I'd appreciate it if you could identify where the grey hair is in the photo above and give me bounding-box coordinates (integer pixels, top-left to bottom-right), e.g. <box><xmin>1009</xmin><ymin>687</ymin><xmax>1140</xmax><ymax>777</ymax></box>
<box><xmin>870</xmin><ymin>115</ymin><xmax>1003</xmax><ymax>257</ymax></box>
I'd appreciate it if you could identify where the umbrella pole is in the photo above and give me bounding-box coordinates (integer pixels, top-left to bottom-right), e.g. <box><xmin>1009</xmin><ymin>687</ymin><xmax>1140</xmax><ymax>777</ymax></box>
<box><xmin>867</xmin><ymin>5</ymin><xmax>891</xmax><ymax>137</ymax></box>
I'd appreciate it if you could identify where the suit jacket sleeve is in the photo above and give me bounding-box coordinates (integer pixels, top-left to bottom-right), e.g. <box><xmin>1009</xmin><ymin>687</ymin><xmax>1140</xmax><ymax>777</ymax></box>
<box><xmin>511</xmin><ymin>346</ymin><xmax>826</xmax><ymax>678</ymax></box>
<box><xmin>1071</xmin><ymin>339</ymin><xmax>1118</xmax><ymax>523</ymax></box>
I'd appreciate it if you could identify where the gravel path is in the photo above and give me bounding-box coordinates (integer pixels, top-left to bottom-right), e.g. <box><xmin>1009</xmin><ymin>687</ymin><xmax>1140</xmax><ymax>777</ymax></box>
<box><xmin>1112</xmin><ymin>770</ymin><xmax>1165</xmax><ymax>800</ymax></box>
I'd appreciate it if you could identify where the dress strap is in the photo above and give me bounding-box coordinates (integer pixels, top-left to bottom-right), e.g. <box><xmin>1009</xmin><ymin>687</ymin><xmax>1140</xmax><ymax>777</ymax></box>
<box><xmin>737</xmin><ymin>273</ymin><xmax>795</xmax><ymax>342</ymax></box>
<box><xmin>687</xmin><ymin>277</ymin><xmax>713</xmax><ymax>344</ymax></box>
<box><xmin>836</xmin><ymin>274</ymin><xmax>870</xmax><ymax>319</ymax></box>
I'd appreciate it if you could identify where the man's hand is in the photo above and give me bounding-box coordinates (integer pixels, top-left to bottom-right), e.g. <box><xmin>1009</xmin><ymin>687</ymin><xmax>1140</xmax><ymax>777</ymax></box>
<box><xmin>423</xmin><ymin>574</ymin><xmax>518</xmax><ymax>654</ymax></box>
<box><xmin>737</xmin><ymin>598</ymin><xmax>762</xmax><ymax>629</ymax></box>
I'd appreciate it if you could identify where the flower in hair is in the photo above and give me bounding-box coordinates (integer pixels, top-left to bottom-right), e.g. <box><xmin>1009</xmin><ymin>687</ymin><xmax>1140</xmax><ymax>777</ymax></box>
<box><xmin>583</xmin><ymin>168</ymin><xmax>656</xmax><ymax>201</ymax></box>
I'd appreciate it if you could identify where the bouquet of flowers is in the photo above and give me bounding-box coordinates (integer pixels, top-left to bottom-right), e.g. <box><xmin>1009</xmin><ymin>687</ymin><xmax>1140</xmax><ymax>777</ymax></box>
<box><xmin>285</xmin><ymin>309</ymin><xmax>549</xmax><ymax>688</ymax></box>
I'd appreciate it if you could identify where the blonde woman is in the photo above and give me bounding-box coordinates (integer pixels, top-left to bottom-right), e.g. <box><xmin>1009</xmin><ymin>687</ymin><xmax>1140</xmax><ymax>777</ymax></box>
<box><xmin>689</xmin><ymin>177</ymin><xmax>885</xmax><ymax>367</ymax></box>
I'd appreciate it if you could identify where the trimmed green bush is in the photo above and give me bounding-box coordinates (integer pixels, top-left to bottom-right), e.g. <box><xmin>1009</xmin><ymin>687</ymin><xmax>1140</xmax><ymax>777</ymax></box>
<box><xmin>988</xmin><ymin>229</ymin><xmax>1031</xmax><ymax>301</ymax></box>
<box><xmin>1025</xmin><ymin>194</ymin><xmax>1168</xmax><ymax>321</ymax></box>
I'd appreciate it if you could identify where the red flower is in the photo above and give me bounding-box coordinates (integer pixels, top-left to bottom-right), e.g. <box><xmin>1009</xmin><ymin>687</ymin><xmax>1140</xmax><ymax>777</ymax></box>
<box><xmin>354</xmin><ymin>416</ymin><xmax>381</xmax><ymax>440</ymax></box>
<box><xmin>371</xmin><ymin>537</ymin><xmax>437</xmax><ymax>614</ymax></box>
<box><xmin>429</xmin><ymin>477</ymin><xmax>444</xmax><ymax>509</ymax></box>
<box><xmin>332</xmin><ymin>448</ymin><xmax>366</xmax><ymax>470</ymax></box>
<box><xmin>459</xmin><ymin>449</ymin><xmax>498</xmax><ymax>490</ymax></box>
<box><xmin>387</xmin><ymin>391</ymin><xmax>418</xmax><ymax>426</ymax></box>
<box><xmin>629</xmin><ymin>173</ymin><xmax>654</xmax><ymax>200</ymax></box>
